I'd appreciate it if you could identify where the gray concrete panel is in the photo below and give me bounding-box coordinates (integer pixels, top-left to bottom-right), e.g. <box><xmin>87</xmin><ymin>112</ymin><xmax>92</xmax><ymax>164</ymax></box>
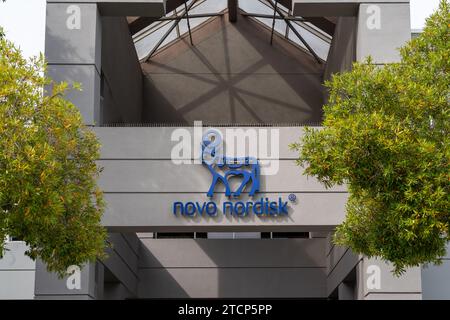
<box><xmin>93</xmin><ymin>127</ymin><xmax>316</xmax><ymax>160</ymax></box>
<box><xmin>324</xmin><ymin>17</ymin><xmax>356</xmax><ymax>81</ymax></box>
<box><xmin>310</xmin><ymin>231</ymin><xmax>328</xmax><ymax>238</ymax></box>
<box><xmin>103</xmin><ymin>282</ymin><xmax>134</xmax><ymax>300</ymax></box>
<box><xmin>293</xmin><ymin>3</ymin><xmax>358</xmax><ymax>17</ymax></box>
<box><xmin>355</xmin><ymin>260</ymin><xmax>365</xmax><ymax>299</ymax></box>
<box><xmin>365</xmin><ymin>293</ymin><xmax>421</xmax><ymax>300</ymax></box>
<box><xmin>0</xmin><ymin>242</ymin><xmax>35</xmax><ymax>270</ymax></box>
<box><xmin>98</xmin><ymin>3</ymin><xmax>166</xmax><ymax>16</ymax></box>
<box><xmin>361</xmin><ymin>257</ymin><xmax>421</xmax><ymax>297</ymax></box>
<box><xmin>338</xmin><ymin>282</ymin><xmax>355</xmax><ymax>300</ymax></box>
<box><xmin>102</xmin><ymin>192</ymin><xmax>348</xmax><ymax>232</ymax></box>
<box><xmin>326</xmin><ymin>232</ymin><xmax>334</xmax><ymax>256</ymax></box>
<box><xmin>326</xmin><ymin>249</ymin><xmax>360</xmax><ymax>296</ymax></box>
<box><xmin>45</xmin><ymin>4</ymin><xmax>101</xmax><ymax>68</ymax></box>
<box><xmin>102</xmin><ymin>247</ymin><xmax>138</xmax><ymax>295</ymax></box>
<box><xmin>292</xmin><ymin>0</ymin><xmax>409</xmax><ymax>17</ymax></box>
<box><xmin>47</xmin><ymin>0</ymin><xmax>166</xmax><ymax>17</ymax></box>
<box><xmin>107</xmin><ymin>233</ymin><xmax>139</xmax><ymax>272</ymax></box>
<box><xmin>34</xmin><ymin>260</ymin><xmax>96</xmax><ymax>298</ymax></box>
<box><xmin>138</xmin><ymin>267</ymin><xmax>326</xmax><ymax>298</ymax></box>
<box><xmin>0</xmin><ymin>241</ymin><xmax>36</xmax><ymax>299</ymax></box>
<box><xmin>97</xmin><ymin>160</ymin><xmax>347</xmax><ymax>193</ymax></box>
<box><xmin>421</xmin><ymin>260</ymin><xmax>450</xmax><ymax>300</ymax></box>
<box><xmin>95</xmin><ymin>262</ymin><xmax>105</xmax><ymax>299</ymax></box>
<box><xmin>139</xmin><ymin>238</ymin><xmax>326</xmax><ymax>268</ymax></box>
<box><xmin>121</xmin><ymin>233</ymin><xmax>141</xmax><ymax>256</ymax></box>
<box><xmin>98</xmin><ymin>233</ymin><xmax>140</xmax><ymax>296</ymax></box>
<box><xmin>35</xmin><ymin>295</ymin><xmax>93</xmax><ymax>300</ymax></box>
<box><xmin>327</xmin><ymin>244</ymin><xmax>350</xmax><ymax>275</ymax></box>
<box><xmin>0</xmin><ymin>271</ymin><xmax>35</xmax><ymax>299</ymax></box>
<box><xmin>47</xmin><ymin>64</ymin><xmax>101</xmax><ymax>125</ymax></box>
<box><xmin>101</xmin><ymin>17</ymin><xmax>143</xmax><ymax>124</ymax></box>
<box><xmin>356</xmin><ymin>4</ymin><xmax>411</xmax><ymax>63</ymax></box>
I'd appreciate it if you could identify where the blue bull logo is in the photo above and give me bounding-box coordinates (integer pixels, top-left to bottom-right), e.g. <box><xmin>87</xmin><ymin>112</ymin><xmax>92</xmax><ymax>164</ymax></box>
<box><xmin>202</xmin><ymin>129</ymin><xmax>260</xmax><ymax>198</ymax></box>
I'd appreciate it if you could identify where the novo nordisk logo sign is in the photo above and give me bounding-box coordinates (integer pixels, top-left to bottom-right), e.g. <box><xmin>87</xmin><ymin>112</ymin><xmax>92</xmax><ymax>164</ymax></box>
<box><xmin>172</xmin><ymin>127</ymin><xmax>291</xmax><ymax>217</ymax></box>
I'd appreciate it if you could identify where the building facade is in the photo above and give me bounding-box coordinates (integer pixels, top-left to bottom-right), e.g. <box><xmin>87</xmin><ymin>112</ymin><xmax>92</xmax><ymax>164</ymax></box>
<box><xmin>1</xmin><ymin>0</ymin><xmax>449</xmax><ymax>300</ymax></box>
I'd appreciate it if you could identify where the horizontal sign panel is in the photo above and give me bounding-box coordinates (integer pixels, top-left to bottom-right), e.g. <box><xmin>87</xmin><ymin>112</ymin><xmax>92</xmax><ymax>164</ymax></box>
<box><xmin>93</xmin><ymin>127</ymin><xmax>309</xmax><ymax>160</ymax></box>
<box><xmin>97</xmin><ymin>160</ymin><xmax>347</xmax><ymax>193</ymax></box>
<box><xmin>102</xmin><ymin>193</ymin><xmax>348</xmax><ymax>231</ymax></box>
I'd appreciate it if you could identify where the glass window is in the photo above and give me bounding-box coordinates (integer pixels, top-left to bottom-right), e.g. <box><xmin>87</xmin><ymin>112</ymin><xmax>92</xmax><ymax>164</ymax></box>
<box><xmin>261</xmin><ymin>232</ymin><xmax>310</xmax><ymax>239</ymax></box>
<box><xmin>134</xmin><ymin>0</ymin><xmax>227</xmax><ymax>61</ymax></box>
<box><xmin>207</xmin><ymin>232</ymin><xmax>261</xmax><ymax>239</ymax></box>
<box><xmin>154</xmin><ymin>232</ymin><xmax>207</xmax><ymax>239</ymax></box>
<box><xmin>133</xmin><ymin>0</ymin><xmax>330</xmax><ymax>62</ymax></box>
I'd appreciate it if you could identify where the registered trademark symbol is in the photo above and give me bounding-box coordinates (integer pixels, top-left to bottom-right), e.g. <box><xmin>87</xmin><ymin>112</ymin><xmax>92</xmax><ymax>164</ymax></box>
<box><xmin>288</xmin><ymin>194</ymin><xmax>297</xmax><ymax>203</ymax></box>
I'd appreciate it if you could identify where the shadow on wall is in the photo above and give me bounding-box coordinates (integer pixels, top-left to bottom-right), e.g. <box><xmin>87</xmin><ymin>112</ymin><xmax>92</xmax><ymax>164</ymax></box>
<box><xmin>196</xmin><ymin>239</ymin><xmax>327</xmax><ymax>298</ymax></box>
<box><xmin>45</xmin><ymin>15</ymin><xmax>144</xmax><ymax>125</ymax></box>
<box><xmin>137</xmin><ymin>239</ymin><xmax>190</xmax><ymax>298</ymax></box>
<box><xmin>137</xmin><ymin>238</ymin><xmax>327</xmax><ymax>298</ymax></box>
<box><xmin>101</xmin><ymin>17</ymin><xmax>143</xmax><ymax>125</ymax></box>
<box><xmin>45</xmin><ymin>28</ymin><xmax>98</xmax><ymax>122</ymax></box>
<box><xmin>141</xmin><ymin>14</ymin><xmax>325</xmax><ymax>125</ymax></box>
<box><xmin>142</xmin><ymin>76</ymin><xmax>191</xmax><ymax>125</ymax></box>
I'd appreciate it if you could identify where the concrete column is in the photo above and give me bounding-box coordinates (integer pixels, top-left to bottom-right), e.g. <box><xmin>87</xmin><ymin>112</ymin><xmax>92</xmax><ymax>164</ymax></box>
<box><xmin>34</xmin><ymin>260</ymin><xmax>101</xmax><ymax>300</ymax></box>
<box><xmin>338</xmin><ymin>282</ymin><xmax>355</xmax><ymax>300</ymax></box>
<box><xmin>45</xmin><ymin>3</ymin><xmax>102</xmax><ymax>125</ymax></box>
<box><xmin>96</xmin><ymin>262</ymin><xmax>105</xmax><ymax>299</ymax></box>
<box><xmin>323</xmin><ymin>17</ymin><xmax>357</xmax><ymax>81</ymax></box>
<box><xmin>421</xmin><ymin>243</ymin><xmax>450</xmax><ymax>300</ymax></box>
<box><xmin>356</xmin><ymin>257</ymin><xmax>422</xmax><ymax>300</ymax></box>
<box><xmin>228</xmin><ymin>0</ymin><xmax>238</xmax><ymax>23</ymax></box>
<box><xmin>356</xmin><ymin>3</ymin><xmax>411</xmax><ymax>63</ymax></box>
<box><xmin>354</xmin><ymin>3</ymin><xmax>418</xmax><ymax>299</ymax></box>
<box><xmin>0</xmin><ymin>242</ymin><xmax>36</xmax><ymax>299</ymax></box>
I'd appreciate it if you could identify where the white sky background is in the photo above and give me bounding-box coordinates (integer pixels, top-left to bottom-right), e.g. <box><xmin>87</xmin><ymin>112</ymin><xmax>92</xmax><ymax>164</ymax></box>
<box><xmin>0</xmin><ymin>0</ymin><xmax>443</xmax><ymax>58</ymax></box>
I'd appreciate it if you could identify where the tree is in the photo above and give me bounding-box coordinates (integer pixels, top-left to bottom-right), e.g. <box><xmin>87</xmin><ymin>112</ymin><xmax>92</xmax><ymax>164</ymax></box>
<box><xmin>291</xmin><ymin>1</ymin><xmax>449</xmax><ymax>274</ymax></box>
<box><xmin>0</xmin><ymin>31</ymin><xmax>107</xmax><ymax>276</ymax></box>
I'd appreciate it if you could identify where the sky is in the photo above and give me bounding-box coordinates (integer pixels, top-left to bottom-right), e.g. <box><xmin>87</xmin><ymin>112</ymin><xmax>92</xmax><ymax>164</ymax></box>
<box><xmin>0</xmin><ymin>0</ymin><xmax>443</xmax><ymax>58</ymax></box>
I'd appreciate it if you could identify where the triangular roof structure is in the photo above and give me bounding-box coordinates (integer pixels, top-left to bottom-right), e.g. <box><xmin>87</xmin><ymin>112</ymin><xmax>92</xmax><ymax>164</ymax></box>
<box><xmin>138</xmin><ymin>7</ymin><xmax>328</xmax><ymax>125</ymax></box>
<box><xmin>132</xmin><ymin>0</ymin><xmax>332</xmax><ymax>63</ymax></box>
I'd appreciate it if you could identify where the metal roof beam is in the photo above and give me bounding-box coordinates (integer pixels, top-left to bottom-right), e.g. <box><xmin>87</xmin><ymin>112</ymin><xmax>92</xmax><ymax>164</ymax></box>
<box><xmin>268</xmin><ymin>0</ymin><xmax>336</xmax><ymax>36</ymax></box>
<box><xmin>266</xmin><ymin>0</ymin><xmax>322</xmax><ymax>64</ymax></box>
<box><xmin>144</xmin><ymin>0</ymin><xmax>198</xmax><ymax>61</ymax></box>
<box><xmin>303</xmin><ymin>17</ymin><xmax>336</xmax><ymax>36</ymax></box>
<box><xmin>129</xmin><ymin>0</ymin><xmax>186</xmax><ymax>35</ymax></box>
